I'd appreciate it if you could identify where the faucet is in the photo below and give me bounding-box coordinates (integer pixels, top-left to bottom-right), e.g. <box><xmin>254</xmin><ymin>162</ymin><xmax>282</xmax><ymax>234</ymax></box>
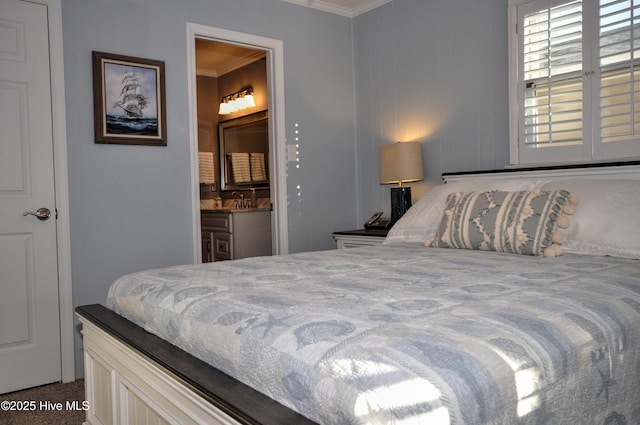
<box><xmin>231</xmin><ymin>191</ymin><xmax>244</xmax><ymax>209</ymax></box>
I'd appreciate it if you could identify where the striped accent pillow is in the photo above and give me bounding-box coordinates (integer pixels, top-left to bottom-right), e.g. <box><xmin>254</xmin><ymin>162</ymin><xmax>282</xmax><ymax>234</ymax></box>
<box><xmin>430</xmin><ymin>190</ymin><xmax>575</xmax><ymax>256</ymax></box>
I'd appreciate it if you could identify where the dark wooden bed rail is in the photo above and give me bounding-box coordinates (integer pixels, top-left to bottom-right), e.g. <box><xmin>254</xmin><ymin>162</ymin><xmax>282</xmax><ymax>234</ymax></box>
<box><xmin>76</xmin><ymin>304</ymin><xmax>318</xmax><ymax>425</ymax></box>
<box><xmin>442</xmin><ymin>159</ymin><xmax>640</xmax><ymax>178</ymax></box>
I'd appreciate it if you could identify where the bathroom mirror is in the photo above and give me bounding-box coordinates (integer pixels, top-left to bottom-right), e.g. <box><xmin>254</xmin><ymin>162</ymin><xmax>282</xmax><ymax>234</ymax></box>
<box><xmin>219</xmin><ymin>110</ymin><xmax>269</xmax><ymax>191</ymax></box>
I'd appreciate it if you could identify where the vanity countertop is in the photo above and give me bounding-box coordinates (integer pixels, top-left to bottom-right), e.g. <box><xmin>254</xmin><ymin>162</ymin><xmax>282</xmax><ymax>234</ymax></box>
<box><xmin>200</xmin><ymin>199</ymin><xmax>270</xmax><ymax>212</ymax></box>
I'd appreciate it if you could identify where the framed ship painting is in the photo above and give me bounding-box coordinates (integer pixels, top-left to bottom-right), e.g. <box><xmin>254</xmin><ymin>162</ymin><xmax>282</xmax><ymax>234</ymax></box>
<box><xmin>93</xmin><ymin>51</ymin><xmax>167</xmax><ymax>146</ymax></box>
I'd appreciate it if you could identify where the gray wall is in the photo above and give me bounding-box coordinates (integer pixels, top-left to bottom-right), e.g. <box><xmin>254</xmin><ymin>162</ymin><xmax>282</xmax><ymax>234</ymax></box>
<box><xmin>353</xmin><ymin>0</ymin><xmax>511</xmax><ymax>220</ymax></box>
<box><xmin>63</xmin><ymin>0</ymin><xmax>513</xmax><ymax>377</ymax></box>
<box><xmin>62</xmin><ymin>0</ymin><xmax>357</xmax><ymax>376</ymax></box>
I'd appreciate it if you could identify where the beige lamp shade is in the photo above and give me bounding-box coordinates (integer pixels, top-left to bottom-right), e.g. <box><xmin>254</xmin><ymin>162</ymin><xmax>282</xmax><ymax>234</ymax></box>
<box><xmin>379</xmin><ymin>142</ymin><xmax>424</xmax><ymax>186</ymax></box>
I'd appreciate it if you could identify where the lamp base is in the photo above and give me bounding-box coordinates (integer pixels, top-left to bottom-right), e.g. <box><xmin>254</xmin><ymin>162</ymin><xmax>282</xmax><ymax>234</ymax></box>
<box><xmin>391</xmin><ymin>187</ymin><xmax>412</xmax><ymax>224</ymax></box>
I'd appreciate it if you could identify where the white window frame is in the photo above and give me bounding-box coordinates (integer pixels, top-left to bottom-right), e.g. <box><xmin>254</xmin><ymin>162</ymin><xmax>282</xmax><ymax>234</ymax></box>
<box><xmin>509</xmin><ymin>0</ymin><xmax>640</xmax><ymax>165</ymax></box>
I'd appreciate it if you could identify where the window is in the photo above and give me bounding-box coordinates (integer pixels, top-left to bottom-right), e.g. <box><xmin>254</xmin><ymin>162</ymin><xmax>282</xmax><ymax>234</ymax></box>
<box><xmin>509</xmin><ymin>0</ymin><xmax>640</xmax><ymax>165</ymax></box>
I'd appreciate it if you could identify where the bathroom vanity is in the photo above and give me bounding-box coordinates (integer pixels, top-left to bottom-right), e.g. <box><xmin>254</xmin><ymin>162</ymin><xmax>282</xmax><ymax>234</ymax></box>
<box><xmin>199</xmin><ymin>109</ymin><xmax>272</xmax><ymax>262</ymax></box>
<box><xmin>201</xmin><ymin>208</ymin><xmax>272</xmax><ymax>262</ymax></box>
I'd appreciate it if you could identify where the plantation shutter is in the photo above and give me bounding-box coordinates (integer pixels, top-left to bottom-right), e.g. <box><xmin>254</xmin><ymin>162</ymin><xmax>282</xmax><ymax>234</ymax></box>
<box><xmin>521</xmin><ymin>1</ymin><xmax>584</xmax><ymax>155</ymax></box>
<box><xmin>512</xmin><ymin>0</ymin><xmax>640</xmax><ymax>164</ymax></box>
<box><xmin>599</xmin><ymin>0</ymin><xmax>640</xmax><ymax>145</ymax></box>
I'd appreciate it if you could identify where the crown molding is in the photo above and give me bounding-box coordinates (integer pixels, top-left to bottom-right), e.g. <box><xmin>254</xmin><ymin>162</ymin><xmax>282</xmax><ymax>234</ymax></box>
<box><xmin>196</xmin><ymin>68</ymin><xmax>218</xmax><ymax>78</ymax></box>
<box><xmin>196</xmin><ymin>51</ymin><xmax>266</xmax><ymax>78</ymax></box>
<box><xmin>352</xmin><ymin>0</ymin><xmax>393</xmax><ymax>17</ymax></box>
<box><xmin>280</xmin><ymin>0</ymin><xmax>392</xmax><ymax>18</ymax></box>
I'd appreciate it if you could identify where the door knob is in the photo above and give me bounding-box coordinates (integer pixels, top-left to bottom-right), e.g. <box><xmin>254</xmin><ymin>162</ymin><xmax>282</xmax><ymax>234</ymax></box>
<box><xmin>23</xmin><ymin>207</ymin><xmax>51</xmax><ymax>221</ymax></box>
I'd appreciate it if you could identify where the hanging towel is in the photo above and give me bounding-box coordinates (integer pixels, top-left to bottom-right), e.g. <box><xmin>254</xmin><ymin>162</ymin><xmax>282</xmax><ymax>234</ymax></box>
<box><xmin>250</xmin><ymin>152</ymin><xmax>267</xmax><ymax>182</ymax></box>
<box><xmin>230</xmin><ymin>152</ymin><xmax>251</xmax><ymax>183</ymax></box>
<box><xmin>198</xmin><ymin>152</ymin><xmax>215</xmax><ymax>184</ymax></box>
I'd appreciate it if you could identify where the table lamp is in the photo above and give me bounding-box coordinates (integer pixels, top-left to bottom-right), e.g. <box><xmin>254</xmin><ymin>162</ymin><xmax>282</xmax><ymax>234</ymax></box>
<box><xmin>379</xmin><ymin>142</ymin><xmax>424</xmax><ymax>223</ymax></box>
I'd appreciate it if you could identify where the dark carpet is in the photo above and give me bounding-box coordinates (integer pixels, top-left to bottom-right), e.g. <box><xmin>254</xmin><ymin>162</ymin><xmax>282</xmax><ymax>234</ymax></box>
<box><xmin>0</xmin><ymin>380</ymin><xmax>85</xmax><ymax>425</ymax></box>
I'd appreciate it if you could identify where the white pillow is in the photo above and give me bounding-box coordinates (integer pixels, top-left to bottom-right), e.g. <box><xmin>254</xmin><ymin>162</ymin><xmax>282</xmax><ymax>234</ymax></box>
<box><xmin>541</xmin><ymin>179</ymin><xmax>640</xmax><ymax>259</ymax></box>
<box><xmin>384</xmin><ymin>179</ymin><xmax>548</xmax><ymax>245</ymax></box>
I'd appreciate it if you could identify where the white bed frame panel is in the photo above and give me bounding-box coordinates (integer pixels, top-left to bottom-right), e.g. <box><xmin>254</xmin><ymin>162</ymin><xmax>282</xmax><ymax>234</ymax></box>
<box><xmin>78</xmin><ymin>161</ymin><xmax>640</xmax><ymax>425</ymax></box>
<box><xmin>81</xmin><ymin>317</ymin><xmax>241</xmax><ymax>425</ymax></box>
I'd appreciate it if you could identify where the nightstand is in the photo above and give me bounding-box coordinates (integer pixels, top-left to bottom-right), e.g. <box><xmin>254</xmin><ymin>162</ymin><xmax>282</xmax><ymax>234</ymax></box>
<box><xmin>332</xmin><ymin>228</ymin><xmax>390</xmax><ymax>249</ymax></box>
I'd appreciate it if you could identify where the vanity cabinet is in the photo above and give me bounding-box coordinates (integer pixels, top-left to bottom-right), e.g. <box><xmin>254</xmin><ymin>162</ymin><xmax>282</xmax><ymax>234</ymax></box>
<box><xmin>201</xmin><ymin>210</ymin><xmax>272</xmax><ymax>262</ymax></box>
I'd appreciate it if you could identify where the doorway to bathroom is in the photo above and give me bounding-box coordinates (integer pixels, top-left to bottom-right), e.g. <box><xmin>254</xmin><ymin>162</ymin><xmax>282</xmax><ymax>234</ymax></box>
<box><xmin>186</xmin><ymin>23</ymin><xmax>288</xmax><ymax>262</ymax></box>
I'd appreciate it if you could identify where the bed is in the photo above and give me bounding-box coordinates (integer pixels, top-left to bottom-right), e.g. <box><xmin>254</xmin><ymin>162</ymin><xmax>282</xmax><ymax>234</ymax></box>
<box><xmin>76</xmin><ymin>161</ymin><xmax>640</xmax><ymax>425</ymax></box>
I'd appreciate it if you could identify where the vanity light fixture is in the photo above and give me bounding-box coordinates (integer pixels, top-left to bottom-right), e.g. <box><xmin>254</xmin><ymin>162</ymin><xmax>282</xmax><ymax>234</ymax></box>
<box><xmin>218</xmin><ymin>86</ymin><xmax>256</xmax><ymax>115</ymax></box>
<box><xmin>379</xmin><ymin>141</ymin><xmax>424</xmax><ymax>224</ymax></box>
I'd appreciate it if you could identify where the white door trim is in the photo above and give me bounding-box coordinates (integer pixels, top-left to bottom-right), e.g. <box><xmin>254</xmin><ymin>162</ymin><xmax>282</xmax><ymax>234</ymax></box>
<box><xmin>25</xmin><ymin>0</ymin><xmax>74</xmax><ymax>383</ymax></box>
<box><xmin>186</xmin><ymin>23</ymin><xmax>289</xmax><ymax>260</ymax></box>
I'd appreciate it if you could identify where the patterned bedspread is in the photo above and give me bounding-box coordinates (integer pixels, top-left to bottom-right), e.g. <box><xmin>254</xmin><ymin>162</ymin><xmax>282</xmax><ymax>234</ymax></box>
<box><xmin>106</xmin><ymin>244</ymin><xmax>640</xmax><ymax>425</ymax></box>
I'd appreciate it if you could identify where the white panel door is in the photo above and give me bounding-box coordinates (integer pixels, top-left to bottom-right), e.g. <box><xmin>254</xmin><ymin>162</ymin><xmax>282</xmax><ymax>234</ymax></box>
<box><xmin>0</xmin><ymin>0</ymin><xmax>61</xmax><ymax>393</ymax></box>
